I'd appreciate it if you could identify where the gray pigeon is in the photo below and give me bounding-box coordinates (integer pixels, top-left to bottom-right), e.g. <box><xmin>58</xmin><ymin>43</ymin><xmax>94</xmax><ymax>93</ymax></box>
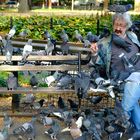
<box><xmin>7</xmin><ymin>25</ymin><xmax>16</xmax><ymax>40</ymax></box>
<box><xmin>60</xmin><ymin>29</ymin><xmax>69</xmax><ymax>44</ymax></box>
<box><xmin>7</xmin><ymin>73</ymin><xmax>18</xmax><ymax>90</ymax></box>
<box><xmin>29</xmin><ymin>75</ymin><xmax>38</xmax><ymax>89</ymax></box>
<box><xmin>45</xmin><ymin>37</ymin><xmax>54</xmax><ymax>55</ymax></box>
<box><xmin>74</xmin><ymin>30</ymin><xmax>84</xmax><ymax>43</ymax></box>
<box><xmin>13</xmin><ymin>116</ymin><xmax>36</xmax><ymax>140</ymax></box>
<box><xmin>4</xmin><ymin>39</ymin><xmax>13</xmax><ymax>64</ymax></box>
<box><xmin>44</xmin><ymin>120</ymin><xmax>60</xmax><ymax>139</ymax></box>
<box><xmin>19</xmin><ymin>29</ymin><xmax>28</xmax><ymax>38</ymax></box>
<box><xmin>57</xmin><ymin>74</ymin><xmax>73</xmax><ymax>89</ymax></box>
<box><xmin>0</xmin><ymin>127</ymin><xmax>9</xmax><ymax>140</ymax></box>
<box><xmin>21</xmin><ymin>39</ymin><xmax>33</xmax><ymax>64</ymax></box>
<box><xmin>3</xmin><ymin>112</ymin><xmax>13</xmax><ymax>128</ymax></box>
<box><xmin>108</xmin><ymin>4</ymin><xmax>133</xmax><ymax>13</ymax></box>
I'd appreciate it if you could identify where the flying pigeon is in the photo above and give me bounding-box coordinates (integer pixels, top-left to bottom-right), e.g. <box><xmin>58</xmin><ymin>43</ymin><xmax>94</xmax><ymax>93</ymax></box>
<box><xmin>7</xmin><ymin>25</ymin><xmax>16</xmax><ymax>39</ymax></box>
<box><xmin>108</xmin><ymin>4</ymin><xmax>133</xmax><ymax>13</ymax></box>
<box><xmin>29</xmin><ymin>75</ymin><xmax>38</xmax><ymax>89</ymax></box>
<box><xmin>21</xmin><ymin>39</ymin><xmax>33</xmax><ymax>64</ymax></box>
<box><xmin>7</xmin><ymin>73</ymin><xmax>18</xmax><ymax>90</ymax></box>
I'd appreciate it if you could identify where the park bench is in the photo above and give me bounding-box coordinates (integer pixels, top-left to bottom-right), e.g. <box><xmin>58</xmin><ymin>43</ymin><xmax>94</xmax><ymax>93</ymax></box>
<box><xmin>0</xmin><ymin>39</ymin><xmax>115</xmax><ymax>116</ymax></box>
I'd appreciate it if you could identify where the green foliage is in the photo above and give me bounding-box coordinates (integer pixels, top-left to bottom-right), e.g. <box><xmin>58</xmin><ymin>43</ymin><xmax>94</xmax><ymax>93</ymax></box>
<box><xmin>0</xmin><ymin>14</ymin><xmax>140</xmax><ymax>41</ymax></box>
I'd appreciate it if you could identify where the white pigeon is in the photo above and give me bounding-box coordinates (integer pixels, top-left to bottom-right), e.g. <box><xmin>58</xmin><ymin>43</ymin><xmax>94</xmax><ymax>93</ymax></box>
<box><xmin>7</xmin><ymin>25</ymin><xmax>16</xmax><ymax>39</ymax></box>
<box><xmin>21</xmin><ymin>39</ymin><xmax>33</xmax><ymax>63</ymax></box>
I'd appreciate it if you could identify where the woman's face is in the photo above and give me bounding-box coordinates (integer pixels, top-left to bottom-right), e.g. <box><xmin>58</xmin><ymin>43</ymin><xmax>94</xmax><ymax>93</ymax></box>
<box><xmin>113</xmin><ymin>18</ymin><xmax>127</xmax><ymax>38</ymax></box>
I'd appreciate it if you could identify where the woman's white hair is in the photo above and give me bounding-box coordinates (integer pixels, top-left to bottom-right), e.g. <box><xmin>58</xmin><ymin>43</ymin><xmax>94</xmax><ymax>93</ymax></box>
<box><xmin>112</xmin><ymin>12</ymin><xmax>132</xmax><ymax>30</ymax></box>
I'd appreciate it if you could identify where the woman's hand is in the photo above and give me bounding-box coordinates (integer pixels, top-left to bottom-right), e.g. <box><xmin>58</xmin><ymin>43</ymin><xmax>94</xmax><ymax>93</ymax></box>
<box><xmin>90</xmin><ymin>43</ymin><xmax>98</xmax><ymax>55</ymax></box>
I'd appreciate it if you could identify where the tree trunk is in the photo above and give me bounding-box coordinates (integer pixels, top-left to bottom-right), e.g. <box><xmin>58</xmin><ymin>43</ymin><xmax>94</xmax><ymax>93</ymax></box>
<box><xmin>103</xmin><ymin>0</ymin><xmax>109</xmax><ymax>11</ymax></box>
<box><xmin>48</xmin><ymin>0</ymin><xmax>52</xmax><ymax>9</ymax></box>
<box><xmin>18</xmin><ymin>0</ymin><xmax>30</xmax><ymax>13</ymax></box>
<box><xmin>134</xmin><ymin>0</ymin><xmax>140</xmax><ymax>11</ymax></box>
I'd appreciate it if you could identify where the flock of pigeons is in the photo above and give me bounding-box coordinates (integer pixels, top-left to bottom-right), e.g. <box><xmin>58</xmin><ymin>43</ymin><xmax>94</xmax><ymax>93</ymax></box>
<box><xmin>0</xmin><ymin>97</ymin><xmax>139</xmax><ymax>140</ymax></box>
<box><xmin>0</xmin><ymin>17</ymin><xmax>140</xmax><ymax>139</ymax></box>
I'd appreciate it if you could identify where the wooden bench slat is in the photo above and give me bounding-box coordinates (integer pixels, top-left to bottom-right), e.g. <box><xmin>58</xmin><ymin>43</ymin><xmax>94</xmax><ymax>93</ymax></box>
<box><xmin>0</xmin><ymin>65</ymin><xmax>88</xmax><ymax>71</ymax></box>
<box><xmin>0</xmin><ymin>55</ymin><xmax>88</xmax><ymax>61</ymax></box>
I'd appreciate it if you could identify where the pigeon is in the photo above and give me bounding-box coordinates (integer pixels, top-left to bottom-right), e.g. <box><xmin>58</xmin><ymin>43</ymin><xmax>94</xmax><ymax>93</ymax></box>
<box><xmin>45</xmin><ymin>71</ymin><xmax>63</xmax><ymax>86</ymax></box>
<box><xmin>67</xmin><ymin>99</ymin><xmax>78</xmax><ymax>112</ymax></box>
<box><xmin>29</xmin><ymin>75</ymin><xmax>38</xmax><ymax>89</ymax></box>
<box><xmin>56</xmin><ymin>74</ymin><xmax>73</xmax><ymax>89</ymax></box>
<box><xmin>60</xmin><ymin>29</ymin><xmax>69</xmax><ymax>44</ymax></box>
<box><xmin>3</xmin><ymin>38</ymin><xmax>13</xmax><ymax>64</ymax></box>
<box><xmin>3</xmin><ymin>112</ymin><xmax>13</xmax><ymax>128</ymax></box>
<box><xmin>129</xmin><ymin>52</ymin><xmax>140</xmax><ymax>66</ymax></box>
<box><xmin>31</xmin><ymin>99</ymin><xmax>45</xmax><ymax>110</ymax></box>
<box><xmin>7</xmin><ymin>73</ymin><xmax>18</xmax><ymax>90</ymax></box>
<box><xmin>108</xmin><ymin>132</ymin><xmax>123</xmax><ymax>140</ymax></box>
<box><xmin>44</xmin><ymin>120</ymin><xmax>60</xmax><ymax>140</ymax></box>
<box><xmin>0</xmin><ymin>127</ymin><xmax>9</xmax><ymax>140</ymax></box>
<box><xmin>86</xmin><ymin>96</ymin><xmax>103</xmax><ymax>105</ymax></box>
<box><xmin>112</xmin><ymin>34</ymin><xmax>132</xmax><ymax>53</ymax></box>
<box><xmin>45</xmin><ymin>37</ymin><xmax>54</xmax><ymax>55</ymax></box>
<box><xmin>99</xmin><ymin>27</ymin><xmax>110</xmax><ymax>39</ymax></box>
<box><xmin>13</xmin><ymin>116</ymin><xmax>36</xmax><ymax>140</ymax></box>
<box><xmin>60</xmin><ymin>43</ymin><xmax>70</xmax><ymax>55</ymax></box>
<box><xmin>44</xmin><ymin>30</ymin><xmax>52</xmax><ymax>40</ymax></box>
<box><xmin>119</xmin><ymin>53</ymin><xmax>135</xmax><ymax>72</ymax></box>
<box><xmin>74</xmin><ymin>30</ymin><xmax>84</xmax><ymax>43</ymax></box>
<box><xmin>19</xmin><ymin>29</ymin><xmax>28</xmax><ymax>38</ymax></box>
<box><xmin>108</xmin><ymin>4</ymin><xmax>133</xmax><ymax>13</ymax></box>
<box><xmin>74</xmin><ymin>72</ymin><xmax>90</xmax><ymax>99</ymax></box>
<box><xmin>7</xmin><ymin>25</ymin><xmax>16</xmax><ymax>40</ymax></box>
<box><xmin>57</xmin><ymin>97</ymin><xmax>67</xmax><ymax>110</ymax></box>
<box><xmin>38</xmin><ymin>114</ymin><xmax>53</xmax><ymax>126</ymax></box>
<box><xmin>21</xmin><ymin>39</ymin><xmax>33</xmax><ymax>64</ymax></box>
<box><xmin>86</xmin><ymin>32</ymin><xmax>99</xmax><ymax>43</ymax></box>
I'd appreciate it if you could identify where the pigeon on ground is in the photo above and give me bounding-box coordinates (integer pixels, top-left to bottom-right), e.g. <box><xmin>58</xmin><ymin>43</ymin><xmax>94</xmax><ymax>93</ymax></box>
<box><xmin>57</xmin><ymin>97</ymin><xmax>67</xmax><ymax>110</ymax></box>
<box><xmin>44</xmin><ymin>120</ymin><xmax>60</xmax><ymax>140</ymax></box>
<box><xmin>7</xmin><ymin>73</ymin><xmax>18</xmax><ymax>90</ymax></box>
<box><xmin>7</xmin><ymin>25</ymin><xmax>16</xmax><ymax>39</ymax></box>
<box><xmin>108</xmin><ymin>4</ymin><xmax>133</xmax><ymax>13</ymax></box>
<box><xmin>0</xmin><ymin>127</ymin><xmax>9</xmax><ymax>140</ymax></box>
<box><xmin>3</xmin><ymin>113</ymin><xmax>13</xmax><ymax>128</ymax></box>
<box><xmin>31</xmin><ymin>99</ymin><xmax>45</xmax><ymax>110</ymax></box>
<box><xmin>108</xmin><ymin>132</ymin><xmax>123</xmax><ymax>140</ymax></box>
<box><xmin>21</xmin><ymin>39</ymin><xmax>33</xmax><ymax>64</ymax></box>
<box><xmin>29</xmin><ymin>75</ymin><xmax>38</xmax><ymax>89</ymax></box>
<box><xmin>86</xmin><ymin>96</ymin><xmax>103</xmax><ymax>105</ymax></box>
<box><xmin>38</xmin><ymin>114</ymin><xmax>53</xmax><ymax>126</ymax></box>
<box><xmin>13</xmin><ymin>116</ymin><xmax>36</xmax><ymax>140</ymax></box>
<box><xmin>74</xmin><ymin>30</ymin><xmax>84</xmax><ymax>43</ymax></box>
<box><xmin>67</xmin><ymin>99</ymin><xmax>79</xmax><ymax>112</ymax></box>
